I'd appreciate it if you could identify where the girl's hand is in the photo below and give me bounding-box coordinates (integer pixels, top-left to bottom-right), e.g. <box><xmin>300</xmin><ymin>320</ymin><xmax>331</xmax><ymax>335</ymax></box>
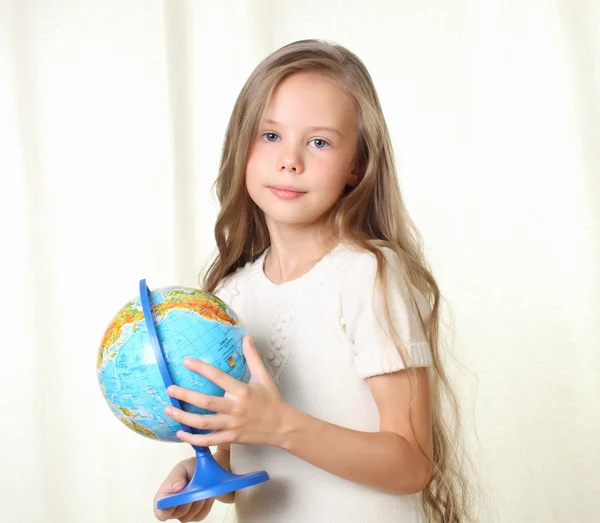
<box><xmin>153</xmin><ymin>457</ymin><xmax>215</xmax><ymax>522</ymax></box>
<box><xmin>164</xmin><ymin>335</ymin><xmax>290</xmax><ymax>448</ymax></box>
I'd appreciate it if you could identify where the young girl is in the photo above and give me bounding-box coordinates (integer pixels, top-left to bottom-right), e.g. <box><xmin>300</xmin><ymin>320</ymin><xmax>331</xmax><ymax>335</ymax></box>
<box><xmin>154</xmin><ymin>39</ymin><xmax>472</xmax><ymax>523</ymax></box>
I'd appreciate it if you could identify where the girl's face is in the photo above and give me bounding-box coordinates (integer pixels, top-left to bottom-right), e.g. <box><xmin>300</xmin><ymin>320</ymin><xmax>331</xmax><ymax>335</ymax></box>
<box><xmin>246</xmin><ymin>71</ymin><xmax>360</xmax><ymax>231</ymax></box>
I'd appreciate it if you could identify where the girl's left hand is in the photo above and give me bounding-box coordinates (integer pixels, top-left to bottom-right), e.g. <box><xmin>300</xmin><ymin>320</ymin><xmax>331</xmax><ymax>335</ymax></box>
<box><xmin>164</xmin><ymin>335</ymin><xmax>289</xmax><ymax>448</ymax></box>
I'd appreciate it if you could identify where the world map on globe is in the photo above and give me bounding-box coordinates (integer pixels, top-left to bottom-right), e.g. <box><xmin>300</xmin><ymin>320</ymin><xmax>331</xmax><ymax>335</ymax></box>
<box><xmin>97</xmin><ymin>286</ymin><xmax>250</xmax><ymax>442</ymax></box>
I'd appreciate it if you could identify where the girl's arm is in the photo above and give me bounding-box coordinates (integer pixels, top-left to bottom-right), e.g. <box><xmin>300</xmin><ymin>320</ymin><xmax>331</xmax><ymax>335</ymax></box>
<box><xmin>214</xmin><ymin>443</ymin><xmax>235</xmax><ymax>503</ymax></box>
<box><xmin>278</xmin><ymin>367</ymin><xmax>433</xmax><ymax>495</ymax></box>
<box><xmin>165</xmin><ymin>338</ymin><xmax>433</xmax><ymax>495</ymax></box>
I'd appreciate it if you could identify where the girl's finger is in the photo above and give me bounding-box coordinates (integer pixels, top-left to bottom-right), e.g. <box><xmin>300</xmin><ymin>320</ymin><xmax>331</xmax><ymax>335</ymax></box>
<box><xmin>154</xmin><ymin>465</ymin><xmax>192</xmax><ymax>520</ymax></box>
<box><xmin>195</xmin><ymin>497</ymin><xmax>216</xmax><ymax>519</ymax></box>
<box><xmin>184</xmin><ymin>498</ymin><xmax>215</xmax><ymax>522</ymax></box>
<box><xmin>242</xmin><ymin>336</ymin><xmax>272</xmax><ymax>383</ymax></box>
<box><xmin>167</xmin><ymin>385</ymin><xmax>232</xmax><ymax>414</ymax></box>
<box><xmin>176</xmin><ymin>429</ymin><xmax>236</xmax><ymax>447</ymax></box>
<box><xmin>183</xmin><ymin>358</ymin><xmax>247</xmax><ymax>395</ymax></box>
<box><xmin>170</xmin><ymin>502</ymin><xmax>193</xmax><ymax>520</ymax></box>
<box><xmin>165</xmin><ymin>408</ymin><xmax>229</xmax><ymax>432</ymax></box>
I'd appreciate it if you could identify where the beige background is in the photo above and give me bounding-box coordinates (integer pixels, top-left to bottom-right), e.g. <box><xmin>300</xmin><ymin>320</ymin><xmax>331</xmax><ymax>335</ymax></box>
<box><xmin>1</xmin><ymin>1</ymin><xmax>598</xmax><ymax>521</ymax></box>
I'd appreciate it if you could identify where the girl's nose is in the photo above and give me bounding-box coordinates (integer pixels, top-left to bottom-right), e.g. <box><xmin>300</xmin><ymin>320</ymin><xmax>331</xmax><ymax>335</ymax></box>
<box><xmin>278</xmin><ymin>149</ymin><xmax>304</xmax><ymax>174</ymax></box>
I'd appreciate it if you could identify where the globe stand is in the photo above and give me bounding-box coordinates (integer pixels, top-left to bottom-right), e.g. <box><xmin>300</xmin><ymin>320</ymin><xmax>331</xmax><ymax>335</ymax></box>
<box><xmin>139</xmin><ymin>280</ymin><xmax>270</xmax><ymax>510</ymax></box>
<box><xmin>156</xmin><ymin>445</ymin><xmax>269</xmax><ymax>509</ymax></box>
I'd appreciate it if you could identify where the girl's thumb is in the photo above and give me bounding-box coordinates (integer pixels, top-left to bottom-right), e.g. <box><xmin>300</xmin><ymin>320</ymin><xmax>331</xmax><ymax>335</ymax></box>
<box><xmin>170</xmin><ymin>481</ymin><xmax>185</xmax><ymax>493</ymax></box>
<box><xmin>243</xmin><ymin>336</ymin><xmax>269</xmax><ymax>379</ymax></box>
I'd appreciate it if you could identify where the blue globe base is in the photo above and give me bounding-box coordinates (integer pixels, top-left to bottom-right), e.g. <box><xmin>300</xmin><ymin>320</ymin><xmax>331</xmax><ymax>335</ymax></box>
<box><xmin>156</xmin><ymin>447</ymin><xmax>270</xmax><ymax>510</ymax></box>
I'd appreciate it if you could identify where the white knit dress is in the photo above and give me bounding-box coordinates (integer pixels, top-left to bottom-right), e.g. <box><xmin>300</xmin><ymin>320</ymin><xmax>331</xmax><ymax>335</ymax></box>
<box><xmin>215</xmin><ymin>243</ymin><xmax>433</xmax><ymax>523</ymax></box>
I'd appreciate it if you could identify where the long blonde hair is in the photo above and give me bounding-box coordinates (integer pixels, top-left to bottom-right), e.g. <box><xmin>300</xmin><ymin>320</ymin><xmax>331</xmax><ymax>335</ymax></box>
<box><xmin>201</xmin><ymin>39</ymin><xmax>476</xmax><ymax>522</ymax></box>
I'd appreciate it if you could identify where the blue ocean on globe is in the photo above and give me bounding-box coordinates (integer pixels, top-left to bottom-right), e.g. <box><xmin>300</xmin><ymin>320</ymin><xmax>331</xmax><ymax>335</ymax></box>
<box><xmin>97</xmin><ymin>286</ymin><xmax>250</xmax><ymax>442</ymax></box>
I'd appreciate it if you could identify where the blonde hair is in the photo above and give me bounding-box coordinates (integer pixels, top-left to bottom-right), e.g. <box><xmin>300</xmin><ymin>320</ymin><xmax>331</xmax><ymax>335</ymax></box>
<box><xmin>201</xmin><ymin>39</ymin><xmax>476</xmax><ymax>522</ymax></box>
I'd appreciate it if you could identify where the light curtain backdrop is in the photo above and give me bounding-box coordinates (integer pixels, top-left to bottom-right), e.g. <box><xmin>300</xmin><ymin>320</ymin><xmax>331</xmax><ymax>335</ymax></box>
<box><xmin>1</xmin><ymin>1</ymin><xmax>598</xmax><ymax>522</ymax></box>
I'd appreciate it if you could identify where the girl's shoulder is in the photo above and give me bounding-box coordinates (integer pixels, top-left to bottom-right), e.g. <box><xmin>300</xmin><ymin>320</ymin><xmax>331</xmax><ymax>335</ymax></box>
<box><xmin>214</xmin><ymin>255</ymin><xmax>264</xmax><ymax>302</ymax></box>
<box><xmin>335</xmin><ymin>242</ymin><xmax>405</xmax><ymax>286</ymax></box>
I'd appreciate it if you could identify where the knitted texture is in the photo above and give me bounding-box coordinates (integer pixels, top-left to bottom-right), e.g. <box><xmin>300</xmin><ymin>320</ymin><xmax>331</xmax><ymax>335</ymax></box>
<box><xmin>214</xmin><ymin>244</ymin><xmax>432</xmax><ymax>523</ymax></box>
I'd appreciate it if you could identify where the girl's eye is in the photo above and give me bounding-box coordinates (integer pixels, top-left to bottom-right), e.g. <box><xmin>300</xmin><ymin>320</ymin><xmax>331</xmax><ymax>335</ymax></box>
<box><xmin>310</xmin><ymin>138</ymin><xmax>330</xmax><ymax>149</ymax></box>
<box><xmin>263</xmin><ymin>132</ymin><xmax>280</xmax><ymax>142</ymax></box>
<box><xmin>261</xmin><ymin>133</ymin><xmax>330</xmax><ymax>148</ymax></box>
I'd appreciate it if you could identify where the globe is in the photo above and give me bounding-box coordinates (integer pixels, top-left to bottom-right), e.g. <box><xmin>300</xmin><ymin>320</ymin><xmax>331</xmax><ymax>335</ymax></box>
<box><xmin>97</xmin><ymin>284</ymin><xmax>249</xmax><ymax>442</ymax></box>
<box><xmin>96</xmin><ymin>280</ymin><xmax>269</xmax><ymax>509</ymax></box>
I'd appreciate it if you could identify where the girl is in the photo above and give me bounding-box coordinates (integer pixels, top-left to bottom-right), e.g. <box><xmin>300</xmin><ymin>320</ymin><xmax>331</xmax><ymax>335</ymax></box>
<box><xmin>154</xmin><ymin>39</ymin><xmax>472</xmax><ymax>523</ymax></box>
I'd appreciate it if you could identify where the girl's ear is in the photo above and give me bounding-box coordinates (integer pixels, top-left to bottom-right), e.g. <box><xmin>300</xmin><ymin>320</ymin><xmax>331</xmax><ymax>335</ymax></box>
<box><xmin>347</xmin><ymin>167</ymin><xmax>362</xmax><ymax>187</ymax></box>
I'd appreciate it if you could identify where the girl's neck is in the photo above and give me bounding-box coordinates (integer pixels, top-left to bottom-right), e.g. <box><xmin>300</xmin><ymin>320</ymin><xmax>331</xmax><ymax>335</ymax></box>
<box><xmin>263</xmin><ymin>223</ymin><xmax>337</xmax><ymax>285</ymax></box>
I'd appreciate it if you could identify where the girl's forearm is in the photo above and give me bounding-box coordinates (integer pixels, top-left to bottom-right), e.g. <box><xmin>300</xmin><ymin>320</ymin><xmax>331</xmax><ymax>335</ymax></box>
<box><xmin>214</xmin><ymin>448</ymin><xmax>235</xmax><ymax>503</ymax></box>
<box><xmin>276</xmin><ymin>405</ymin><xmax>432</xmax><ymax>495</ymax></box>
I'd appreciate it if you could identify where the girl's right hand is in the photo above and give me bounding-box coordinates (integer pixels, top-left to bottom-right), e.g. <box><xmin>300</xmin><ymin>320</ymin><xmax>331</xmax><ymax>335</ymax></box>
<box><xmin>153</xmin><ymin>457</ymin><xmax>215</xmax><ymax>522</ymax></box>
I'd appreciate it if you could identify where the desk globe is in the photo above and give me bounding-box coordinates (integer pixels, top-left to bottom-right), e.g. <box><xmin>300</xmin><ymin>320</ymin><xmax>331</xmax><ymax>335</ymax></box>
<box><xmin>97</xmin><ymin>280</ymin><xmax>269</xmax><ymax>509</ymax></box>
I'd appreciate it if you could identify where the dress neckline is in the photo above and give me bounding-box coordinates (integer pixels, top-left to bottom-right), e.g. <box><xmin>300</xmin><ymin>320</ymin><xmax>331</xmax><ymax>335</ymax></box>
<box><xmin>253</xmin><ymin>243</ymin><xmax>346</xmax><ymax>293</ymax></box>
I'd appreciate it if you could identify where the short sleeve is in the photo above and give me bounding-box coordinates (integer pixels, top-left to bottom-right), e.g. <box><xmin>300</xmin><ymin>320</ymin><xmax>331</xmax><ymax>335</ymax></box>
<box><xmin>341</xmin><ymin>248</ymin><xmax>433</xmax><ymax>379</ymax></box>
